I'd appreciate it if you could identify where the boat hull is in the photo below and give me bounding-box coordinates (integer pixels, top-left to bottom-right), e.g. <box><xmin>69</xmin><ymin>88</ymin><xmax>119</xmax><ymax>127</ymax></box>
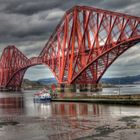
<box><xmin>33</xmin><ymin>97</ymin><xmax>51</xmax><ymax>103</ymax></box>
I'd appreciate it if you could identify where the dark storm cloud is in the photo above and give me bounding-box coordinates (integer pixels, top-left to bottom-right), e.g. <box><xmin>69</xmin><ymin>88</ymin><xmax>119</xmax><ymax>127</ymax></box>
<box><xmin>99</xmin><ymin>0</ymin><xmax>139</xmax><ymax>10</ymax></box>
<box><xmin>0</xmin><ymin>8</ymin><xmax>63</xmax><ymax>38</ymax></box>
<box><xmin>0</xmin><ymin>6</ymin><xmax>64</xmax><ymax>56</ymax></box>
<box><xmin>2</xmin><ymin>0</ymin><xmax>101</xmax><ymax>15</ymax></box>
<box><xmin>4</xmin><ymin>0</ymin><xmax>65</xmax><ymax>15</ymax></box>
<box><xmin>0</xmin><ymin>0</ymin><xmax>134</xmax><ymax>45</ymax></box>
<box><xmin>6</xmin><ymin>0</ymin><xmax>136</xmax><ymax>15</ymax></box>
<box><xmin>1</xmin><ymin>0</ymin><xmax>139</xmax><ymax>44</ymax></box>
<box><xmin>1</xmin><ymin>0</ymin><xmax>140</xmax><ymax>79</ymax></box>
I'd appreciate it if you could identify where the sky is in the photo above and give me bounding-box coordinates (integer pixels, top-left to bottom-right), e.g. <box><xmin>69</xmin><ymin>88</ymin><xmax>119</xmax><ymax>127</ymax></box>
<box><xmin>0</xmin><ymin>0</ymin><xmax>140</xmax><ymax>80</ymax></box>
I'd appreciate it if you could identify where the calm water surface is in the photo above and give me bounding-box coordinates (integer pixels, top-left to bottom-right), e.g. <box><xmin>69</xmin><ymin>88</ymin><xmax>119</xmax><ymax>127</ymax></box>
<box><xmin>102</xmin><ymin>84</ymin><xmax>140</xmax><ymax>95</ymax></box>
<box><xmin>0</xmin><ymin>88</ymin><xmax>140</xmax><ymax>140</ymax></box>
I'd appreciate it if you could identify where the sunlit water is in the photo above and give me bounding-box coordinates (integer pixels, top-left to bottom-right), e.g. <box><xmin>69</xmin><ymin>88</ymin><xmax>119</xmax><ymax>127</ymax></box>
<box><xmin>0</xmin><ymin>86</ymin><xmax>140</xmax><ymax>140</ymax></box>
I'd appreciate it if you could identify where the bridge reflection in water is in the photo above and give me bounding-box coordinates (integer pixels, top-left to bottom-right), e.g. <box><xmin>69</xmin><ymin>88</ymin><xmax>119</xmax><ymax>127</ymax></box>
<box><xmin>51</xmin><ymin>103</ymin><xmax>101</xmax><ymax>117</ymax></box>
<box><xmin>33</xmin><ymin>103</ymin><xmax>103</xmax><ymax>140</ymax></box>
<box><xmin>0</xmin><ymin>96</ymin><xmax>24</xmax><ymax>115</ymax></box>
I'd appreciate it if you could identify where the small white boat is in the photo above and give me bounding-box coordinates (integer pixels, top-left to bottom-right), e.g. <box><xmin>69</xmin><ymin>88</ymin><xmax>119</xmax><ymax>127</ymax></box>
<box><xmin>33</xmin><ymin>90</ymin><xmax>52</xmax><ymax>103</ymax></box>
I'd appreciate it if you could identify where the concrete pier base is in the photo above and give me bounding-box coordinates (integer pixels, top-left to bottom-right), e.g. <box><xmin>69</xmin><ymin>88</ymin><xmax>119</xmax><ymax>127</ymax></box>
<box><xmin>57</xmin><ymin>83</ymin><xmax>102</xmax><ymax>93</ymax></box>
<box><xmin>57</xmin><ymin>84</ymin><xmax>65</xmax><ymax>92</ymax></box>
<box><xmin>57</xmin><ymin>84</ymin><xmax>76</xmax><ymax>92</ymax></box>
<box><xmin>78</xmin><ymin>84</ymin><xmax>102</xmax><ymax>92</ymax></box>
<box><xmin>89</xmin><ymin>83</ymin><xmax>102</xmax><ymax>92</ymax></box>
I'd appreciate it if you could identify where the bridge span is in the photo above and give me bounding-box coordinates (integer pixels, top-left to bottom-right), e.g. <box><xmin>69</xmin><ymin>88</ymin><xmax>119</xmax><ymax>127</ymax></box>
<box><xmin>1</xmin><ymin>6</ymin><xmax>140</xmax><ymax>91</ymax></box>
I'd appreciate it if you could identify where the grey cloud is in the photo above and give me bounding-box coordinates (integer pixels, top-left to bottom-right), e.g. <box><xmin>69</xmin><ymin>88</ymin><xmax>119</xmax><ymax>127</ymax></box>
<box><xmin>0</xmin><ymin>9</ymin><xmax>64</xmax><ymax>37</ymax></box>
<box><xmin>99</xmin><ymin>0</ymin><xmax>139</xmax><ymax>10</ymax></box>
<box><xmin>103</xmin><ymin>44</ymin><xmax>140</xmax><ymax>78</ymax></box>
<box><xmin>111</xmin><ymin>44</ymin><xmax>140</xmax><ymax>66</ymax></box>
<box><xmin>3</xmin><ymin>0</ymin><xmax>102</xmax><ymax>15</ymax></box>
<box><xmin>1</xmin><ymin>0</ymin><xmax>140</xmax><ymax>45</ymax></box>
<box><xmin>118</xmin><ymin>3</ymin><xmax>140</xmax><ymax>16</ymax></box>
<box><xmin>19</xmin><ymin>41</ymin><xmax>46</xmax><ymax>57</ymax></box>
<box><xmin>0</xmin><ymin>8</ymin><xmax>64</xmax><ymax>45</ymax></box>
<box><xmin>104</xmin><ymin>64</ymin><xmax>140</xmax><ymax>78</ymax></box>
<box><xmin>24</xmin><ymin>65</ymin><xmax>54</xmax><ymax>80</ymax></box>
<box><xmin>3</xmin><ymin>0</ymin><xmax>65</xmax><ymax>15</ymax></box>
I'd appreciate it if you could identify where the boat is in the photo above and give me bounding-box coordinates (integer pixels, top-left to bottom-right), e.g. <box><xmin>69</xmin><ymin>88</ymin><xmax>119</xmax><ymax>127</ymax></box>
<box><xmin>33</xmin><ymin>89</ymin><xmax>52</xmax><ymax>103</ymax></box>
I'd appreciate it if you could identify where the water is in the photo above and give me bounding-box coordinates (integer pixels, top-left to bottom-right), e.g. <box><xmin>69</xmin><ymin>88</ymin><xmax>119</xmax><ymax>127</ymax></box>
<box><xmin>102</xmin><ymin>84</ymin><xmax>140</xmax><ymax>95</ymax></box>
<box><xmin>0</xmin><ymin>89</ymin><xmax>140</xmax><ymax>140</ymax></box>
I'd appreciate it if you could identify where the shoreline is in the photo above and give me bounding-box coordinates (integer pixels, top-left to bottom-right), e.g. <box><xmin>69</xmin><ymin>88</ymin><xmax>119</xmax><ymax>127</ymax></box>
<box><xmin>52</xmin><ymin>98</ymin><xmax>140</xmax><ymax>105</ymax></box>
<box><xmin>52</xmin><ymin>94</ymin><xmax>140</xmax><ymax>105</ymax></box>
<box><xmin>52</xmin><ymin>99</ymin><xmax>140</xmax><ymax>105</ymax></box>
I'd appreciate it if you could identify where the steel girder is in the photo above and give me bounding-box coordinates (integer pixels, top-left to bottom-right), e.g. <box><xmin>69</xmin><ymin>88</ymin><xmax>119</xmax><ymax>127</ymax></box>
<box><xmin>40</xmin><ymin>6</ymin><xmax>140</xmax><ymax>84</ymax></box>
<box><xmin>1</xmin><ymin>6</ymin><xmax>140</xmax><ymax>89</ymax></box>
<box><xmin>0</xmin><ymin>45</ymin><xmax>30</xmax><ymax>89</ymax></box>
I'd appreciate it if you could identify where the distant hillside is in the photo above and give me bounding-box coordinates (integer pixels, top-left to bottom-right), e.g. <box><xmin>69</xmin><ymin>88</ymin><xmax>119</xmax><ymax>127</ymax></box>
<box><xmin>22</xmin><ymin>79</ymin><xmax>41</xmax><ymax>86</ymax></box>
<box><xmin>37</xmin><ymin>78</ymin><xmax>57</xmax><ymax>85</ymax></box>
<box><xmin>22</xmin><ymin>79</ymin><xmax>44</xmax><ymax>89</ymax></box>
<box><xmin>101</xmin><ymin>75</ymin><xmax>140</xmax><ymax>84</ymax></box>
<box><xmin>22</xmin><ymin>74</ymin><xmax>140</xmax><ymax>88</ymax></box>
<box><xmin>22</xmin><ymin>78</ymin><xmax>57</xmax><ymax>89</ymax></box>
<box><xmin>37</xmin><ymin>75</ymin><xmax>140</xmax><ymax>85</ymax></box>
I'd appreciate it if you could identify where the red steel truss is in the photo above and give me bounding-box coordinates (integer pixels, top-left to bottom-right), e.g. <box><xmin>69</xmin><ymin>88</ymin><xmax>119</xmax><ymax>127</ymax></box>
<box><xmin>1</xmin><ymin>6</ymin><xmax>140</xmax><ymax>90</ymax></box>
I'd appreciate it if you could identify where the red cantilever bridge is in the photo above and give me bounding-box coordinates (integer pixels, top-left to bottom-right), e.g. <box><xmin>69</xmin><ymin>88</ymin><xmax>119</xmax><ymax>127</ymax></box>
<box><xmin>1</xmin><ymin>5</ymin><xmax>140</xmax><ymax>90</ymax></box>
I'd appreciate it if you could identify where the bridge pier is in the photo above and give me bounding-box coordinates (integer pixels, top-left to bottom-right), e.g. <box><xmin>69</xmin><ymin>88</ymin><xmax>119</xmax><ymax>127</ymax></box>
<box><xmin>57</xmin><ymin>83</ymin><xmax>102</xmax><ymax>93</ymax></box>
<box><xmin>57</xmin><ymin>84</ymin><xmax>76</xmax><ymax>92</ymax></box>
<box><xmin>89</xmin><ymin>83</ymin><xmax>102</xmax><ymax>92</ymax></box>
<box><xmin>78</xmin><ymin>84</ymin><xmax>102</xmax><ymax>92</ymax></box>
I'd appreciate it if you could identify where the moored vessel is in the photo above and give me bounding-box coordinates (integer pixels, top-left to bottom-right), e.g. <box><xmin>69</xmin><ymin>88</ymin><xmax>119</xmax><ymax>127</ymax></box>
<box><xmin>33</xmin><ymin>89</ymin><xmax>52</xmax><ymax>103</ymax></box>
